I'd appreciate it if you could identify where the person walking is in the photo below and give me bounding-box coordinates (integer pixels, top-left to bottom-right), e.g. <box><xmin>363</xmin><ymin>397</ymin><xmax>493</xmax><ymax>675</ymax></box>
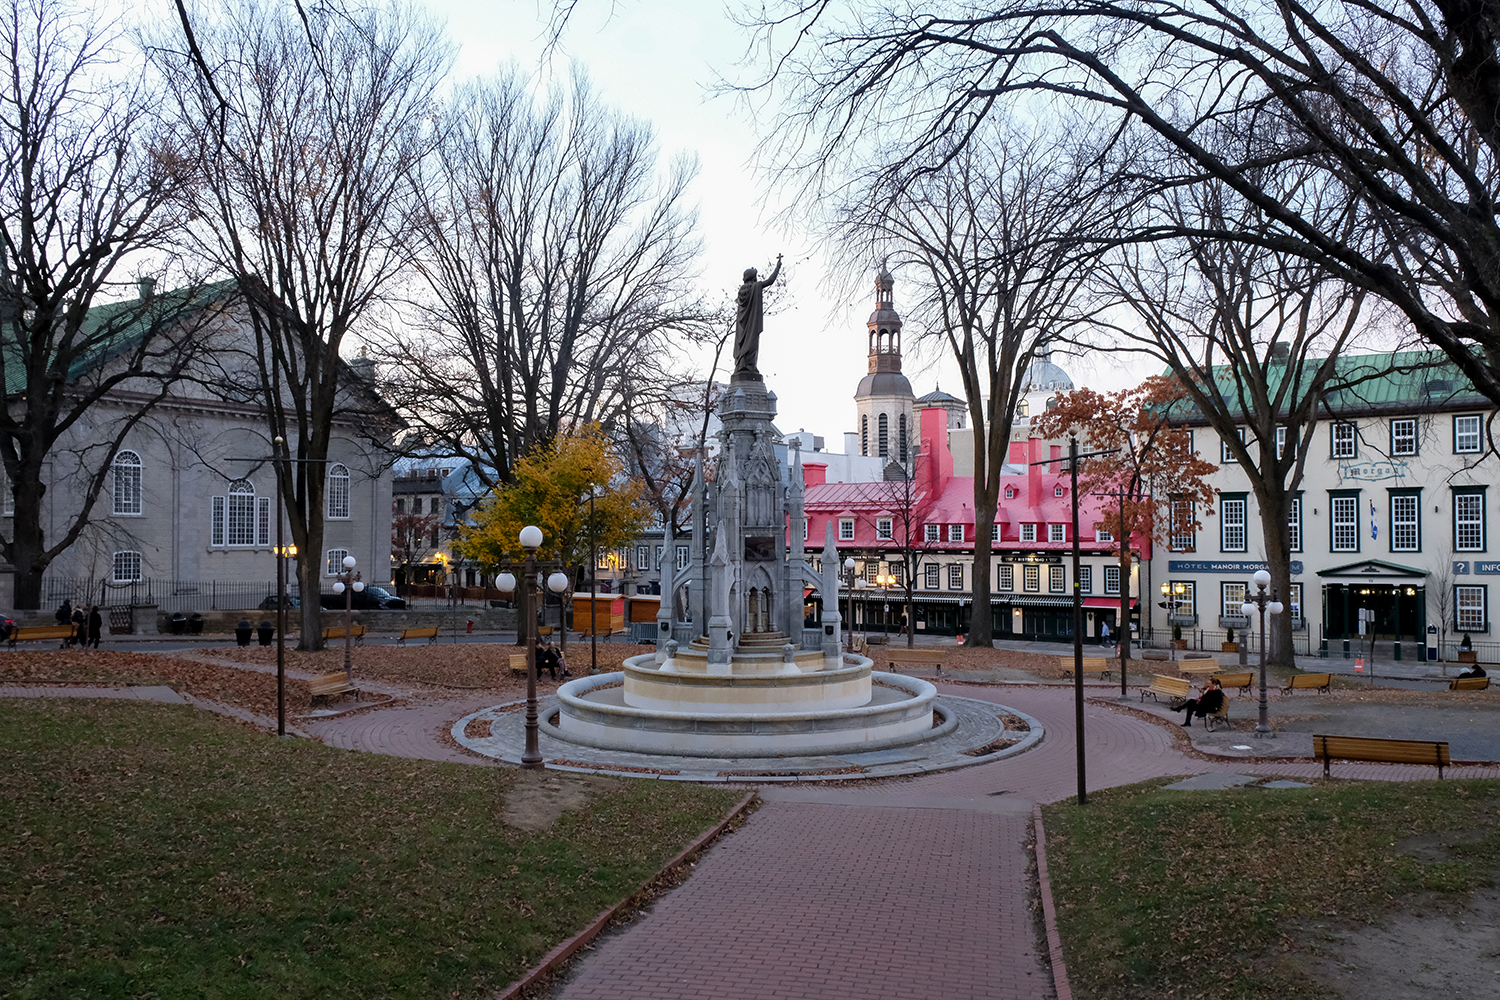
<box><xmin>87</xmin><ymin>605</ymin><xmax>103</xmax><ymax>650</ymax></box>
<box><xmin>1100</xmin><ymin>620</ymin><xmax>1111</xmax><ymax>648</ymax></box>
<box><xmin>69</xmin><ymin>605</ymin><xmax>85</xmax><ymax>648</ymax></box>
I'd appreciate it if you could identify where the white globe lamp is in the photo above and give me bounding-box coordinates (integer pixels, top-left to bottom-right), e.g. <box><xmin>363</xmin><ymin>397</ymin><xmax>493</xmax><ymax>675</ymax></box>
<box><xmin>519</xmin><ymin>525</ymin><xmax>543</xmax><ymax>550</ymax></box>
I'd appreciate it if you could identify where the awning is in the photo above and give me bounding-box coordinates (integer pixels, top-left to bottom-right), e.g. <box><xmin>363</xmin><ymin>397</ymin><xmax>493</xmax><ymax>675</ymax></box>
<box><xmin>1082</xmin><ymin>597</ymin><xmax>1137</xmax><ymax>610</ymax></box>
<box><xmin>1000</xmin><ymin>595</ymin><xmax>1075</xmax><ymax>607</ymax></box>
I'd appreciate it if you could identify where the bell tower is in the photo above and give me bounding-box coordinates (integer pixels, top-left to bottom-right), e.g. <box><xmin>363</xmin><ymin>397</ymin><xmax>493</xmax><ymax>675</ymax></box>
<box><xmin>853</xmin><ymin>265</ymin><xmax>915</xmax><ymax>475</ymax></box>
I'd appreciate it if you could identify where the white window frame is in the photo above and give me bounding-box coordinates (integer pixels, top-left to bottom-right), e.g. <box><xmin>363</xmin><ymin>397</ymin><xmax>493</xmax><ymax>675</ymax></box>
<box><xmin>1221</xmin><ymin>582</ymin><xmax>1247</xmax><ymax>621</ymax></box>
<box><xmin>676</xmin><ymin>545</ymin><xmax>690</xmax><ymax>571</ymax></box>
<box><xmin>1390</xmin><ymin>493</ymin><xmax>1419</xmax><ymax>552</ymax></box>
<box><xmin>112</xmin><ymin>450</ymin><xmax>142</xmax><ymax>516</ymax></box>
<box><xmin>947</xmin><ymin>563</ymin><xmax>963</xmax><ymax>589</ymax></box>
<box><xmin>636</xmin><ymin>545</ymin><xmax>650</xmax><ymax>571</ymax></box>
<box><xmin>1390</xmin><ymin>417</ymin><xmax>1418</xmax><ymax>456</ymax></box>
<box><xmin>1455</xmin><ymin>414</ymin><xmax>1483</xmax><ymax>454</ymax></box>
<box><xmin>326</xmin><ymin>463</ymin><xmax>351</xmax><ymax>519</ymax></box>
<box><xmin>1220</xmin><ymin>498</ymin><xmax>1247</xmax><ymax>552</ymax></box>
<box><xmin>924</xmin><ymin>564</ymin><xmax>940</xmax><ymax>589</ymax></box>
<box><xmin>1048</xmin><ymin>523</ymin><xmax>1065</xmax><ymax>543</ymax></box>
<box><xmin>925</xmin><ymin>523</ymin><xmax>940</xmax><ymax>542</ymax></box>
<box><xmin>1331</xmin><ymin>495</ymin><xmax>1358</xmax><ymax>552</ymax></box>
<box><xmin>325</xmin><ymin>548</ymin><xmax>349</xmax><ymax>576</ymax></box>
<box><xmin>112</xmin><ymin>550</ymin><xmax>142</xmax><ymax>583</ymax></box>
<box><xmin>1023</xmin><ymin>564</ymin><xmax>1040</xmax><ymax>592</ymax></box>
<box><xmin>1004</xmin><ymin>486</ymin><xmax>1015</xmax><ymax>500</ymax></box>
<box><xmin>1104</xmin><ymin>565</ymin><xmax>1121</xmax><ymax>596</ymax></box>
<box><xmin>1456</xmin><ymin>585</ymin><xmax>1486</xmax><ymax>632</ymax></box>
<box><xmin>803</xmin><ymin>518</ymin><xmax>809</xmax><ymax>541</ymax></box>
<box><xmin>997</xmin><ymin>564</ymin><xmax>1014</xmax><ymax>591</ymax></box>
<box><xmin>1054</xmin><ymin>485</ymin><xmax>1065</xmax><ymax>497</ymax></box>
<box><xmin>1288</xmin><ymin>497</ymin><xmax>1303</xmax><ymax>553</ymax></box>
<box><xmin>1456</xmin><ymin>492</ymin><xmax>1485</xmax><ymax>552</ymax></box>
<box><xmin>876</xmin><ymin>518</ymin><xmax>893</xmax><ymax>541</ymax></box>
<box><xmin>257</xmin><ymin>496</ymin><xmax>271</xmax><ymax>547</ymax></box>
<box><xmin>839</xmin><ymin>518</ymin><xmax>855</xmax><ymax>542</ymax></box>
<box><xmin>1020</xmin><ymin>524</ymin><xmax>1036</xmax><ymax>543</ymax></box>
<box><xmin>1078</xmin><ymin>565</ymin><xmax>1092</xmax><ymax>594</ymax></box>
<box><xmin>1048</xmin><ymin>565</ymin><xmax>1065</xmax><ymax>593</ymax></box>
<box><xmin>947</xmin><ymin>524</ymin><xmax>964</xmax><ymax>542</ymax></box>
<box><xmin>1221</xmin><ymin>428</ymin><xmax>1243</xmax><ymax>463</ymax></box>
<box><xmin>1332</xmin><ymin>422</ymin><xmax>1356</xmax><ymax>458</ymax></box>
<box><xmin>1169</xmin><ymin>499</ymin><xmax>1194</xmax><ymax>552</ymax></box>
<box><xmin>1095</xmin><ymin>528</ymin><xmax>1113</xmax><ymax>543</ymax></box>
<box><xmin>226</xmin><ymin>480</ymin><xmax>256</xmax><ymax>547</ymax></box>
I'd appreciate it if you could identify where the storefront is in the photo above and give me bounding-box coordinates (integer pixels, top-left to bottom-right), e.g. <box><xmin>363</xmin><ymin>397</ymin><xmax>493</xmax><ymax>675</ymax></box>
<box><xmin>1317</xmin><ymin>559</ymin><xmax>1427</xmax><ymax>656</ymax></box>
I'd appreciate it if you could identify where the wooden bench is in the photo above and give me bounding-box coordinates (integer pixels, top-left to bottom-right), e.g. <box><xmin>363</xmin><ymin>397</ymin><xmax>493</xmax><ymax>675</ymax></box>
<box><xmin>1140</xmin><ymin>674</ymin><xmax>1192</xmax><ymax>704</ymax></box>
<box><xmin>509</xmin><ymin>653</ymin><xmax>527</xmax><ymax>676</ymax></box>
<box><xmin>322</xmin><ymin>624</ymin><xmax>366</xmax><ymax>645</ymax></box>
<box><xmin>1213</xmin><ymin>671</ymin><xmax>1255</xmax><ymax>696</ymax></box>
<box><xmin>1313</xmin><ymin>734</ymin><xmax>1450</xmax><ymax>778</ymax></box>
<box><xmin>308</xmin><ymin>671</ymin><xmax>359</xmax><ymax>703</ymax></box>
<box><xmin>1203</xmin><ymin>696</ymin><xmax>1230</xmax><ymax>732</ymax></box>
<box><xmin>864</xmin><ymin>633</ymin><xmax>889</xmax><ymax>646</ymax></box>
<box><xmin>397</xmin><ymin>626</ymin><xmax>439</xmax><ymax>645</ymax></box>
<box><xmin>1177</xmin><ymin>658</ymin><xmax>1221</xmax><ymax>676</ymax></box>
<box><xmin>1057</xmin><ymin>655</ymin><xmax>1112</xmax><ymax>680</ymax></box>
<box><xmin>886</xmin><ymin>647</ymin><xmax>945</xmax><ymax>673</ymax></box>
<box><xmin>7</xmin><ymin>624</ymin><xmax>77</xmax><ymax>648</ymax></box>
<box><xmin>1450</xmin><ymin>676</ymin><xmax>1491</xmax><ymax>691</ymax></box>
<box><xmin>1281</xmin><ymin>672</ymin><xmax>1332</xmax><ymax>696</ymax></box>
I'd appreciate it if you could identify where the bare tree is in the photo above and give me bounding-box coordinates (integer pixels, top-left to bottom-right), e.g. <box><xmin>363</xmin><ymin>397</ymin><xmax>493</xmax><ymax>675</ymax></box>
<box><xmin>837</xmin><ymin>127</ymin><xmax>1110</xmax><ymax>647</ymax></box>
<box><xmin>391</xmin><ymin>510</ymin><xmax>441</xmax><ymax>594</ymax></box>
<box><xmin>383</xmin><ymin>68</ymin><xmax>717</xmax><ymax>489</ymax></box>
<box><xmin>1096</xmin><ymin>177</ymin><xmax>1383</xmax><ymax>666</ymax></box>
<box><xmin>740</xmin><ymin>1</ymin><xmax>1500</xmax><ymax>412</ymax></box>
<box><xmin>157</xmin><ymin>0</ymin><xmax>449</xmax><ymax>646</ymax></box>
<box><xmin>0</xmin><ymin>0</ymin><xmax>210</xmax><ymax>609</ymax></box>
<box><xmin>848</xmin><ymin>465</ymin><xmax>941</xmax><ymax>648</ymax></box>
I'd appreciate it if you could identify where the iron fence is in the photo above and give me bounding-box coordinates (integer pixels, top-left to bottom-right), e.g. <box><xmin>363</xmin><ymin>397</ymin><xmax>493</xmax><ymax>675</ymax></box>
<box><xmin>40</xmin><ymin>577</ymin><xmax>301</xmax><ymax>613</ymax></box>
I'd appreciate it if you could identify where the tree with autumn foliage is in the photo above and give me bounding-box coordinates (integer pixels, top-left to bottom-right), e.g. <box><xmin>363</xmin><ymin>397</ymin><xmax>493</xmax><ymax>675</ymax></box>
<box><xmin>454</xmin><ymin>424</ymin><xmax>648</xmax><ymax>595</ymax></box>
<box><xmin>1033</xmin><ymin>377</ymin><xmax>1217</xmax><ymax>686</ymax></box>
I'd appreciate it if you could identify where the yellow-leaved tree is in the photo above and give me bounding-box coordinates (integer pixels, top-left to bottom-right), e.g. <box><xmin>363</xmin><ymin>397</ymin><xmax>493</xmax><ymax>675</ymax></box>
<box><xmin>454</xmin><ymin>425</ymin><xmax>649</xmax><ymax>618</ymax></box>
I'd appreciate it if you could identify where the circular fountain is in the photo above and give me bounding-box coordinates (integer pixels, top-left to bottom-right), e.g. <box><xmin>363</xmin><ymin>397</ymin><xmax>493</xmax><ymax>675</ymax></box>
<box><xmin>550</xmin><ymin>631</ymin><xmax>944</xmax><ymax>757</ymax></box>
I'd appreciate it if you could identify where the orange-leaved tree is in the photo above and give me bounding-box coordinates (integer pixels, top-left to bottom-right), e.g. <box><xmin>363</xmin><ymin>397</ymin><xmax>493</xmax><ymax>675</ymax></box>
<box><xmin>454</xmin><ymin>425</ymin><xmax>648</xmax><ymax>648</ymax></box>
<box><xmin>1033</xmin><ymin>376</ymin><xmax>1217</xmax><ymax>691</ymax></box>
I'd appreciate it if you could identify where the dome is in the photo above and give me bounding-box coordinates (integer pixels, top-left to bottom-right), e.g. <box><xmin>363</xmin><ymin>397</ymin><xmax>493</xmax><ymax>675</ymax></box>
<box><xmin>1023</xmin><ymin>359</ymin><xmax>1074</xmax><ymax>392</ymax></box>
<box><xmin>917</xmin><ymin>387</ymin><xmax>964</xmax><ymax>406</ymax></box>
<box><xmin>856</xmin><ymin>371</ymin><xmax>914</xmax><ymax>398</ymax></box>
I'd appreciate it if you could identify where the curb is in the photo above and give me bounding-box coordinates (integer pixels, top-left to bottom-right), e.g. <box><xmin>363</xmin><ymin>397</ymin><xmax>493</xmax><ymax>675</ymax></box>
<box><xmin>493</xmin><ymin>791</ymin><xmax>757</xmax><ymax>1000</ymax></box>
<box><xmin>1032</xmin><ymin>804</ymin><xmax>1074</xmax><ymax>1000</ymax></box>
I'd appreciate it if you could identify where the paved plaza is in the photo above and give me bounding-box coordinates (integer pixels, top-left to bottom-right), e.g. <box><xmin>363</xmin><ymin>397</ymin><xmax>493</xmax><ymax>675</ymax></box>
<box><xmin>6</xmin><ymin>646</ymin><xmax>1498</xmax><ymax>1000</ymax></box>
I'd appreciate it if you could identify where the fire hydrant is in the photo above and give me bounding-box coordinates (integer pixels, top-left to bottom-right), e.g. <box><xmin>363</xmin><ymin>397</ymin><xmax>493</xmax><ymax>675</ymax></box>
<box><xmin>466</xmin><ymin>617</ymin><xmax>474</xmax><ymax>634</ymax></box>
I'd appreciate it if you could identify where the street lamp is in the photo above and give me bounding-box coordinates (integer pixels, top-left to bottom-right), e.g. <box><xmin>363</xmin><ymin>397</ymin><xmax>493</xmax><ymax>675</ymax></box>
<box><xmin>875</xmin><ymin>571</ymin><xmax>898</xmax><ymax>634</ymax></box>
<box><xmin>1240</xmin><ymin>568</ymin><xmax>1285</xmax><ymax>738</ymax></box>
<box><xmin>547</xmin><ymin>571</ymin><xmax>570</xmax><ymax>639</ymax></box>
<box><xmin>331</xmin><ymin>555</ymin><xmax>364</xmax><ymax>683</ymax></box>
<box><xmin>514</xmin><ymin>525</ymin><xmax>546</xmax><ymax>768</ymax></box>
<box><xmin>842</xmin><ymin>557</ymin><xmax>856</xmax><ymax>651</ymax></box>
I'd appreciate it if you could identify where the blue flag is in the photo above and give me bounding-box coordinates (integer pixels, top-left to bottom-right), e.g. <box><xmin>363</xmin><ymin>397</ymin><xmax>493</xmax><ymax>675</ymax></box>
<box><xmin>1370</xmin><ymin>499</ymin><xmax>1378</xmax><ymax>540</ymax></box>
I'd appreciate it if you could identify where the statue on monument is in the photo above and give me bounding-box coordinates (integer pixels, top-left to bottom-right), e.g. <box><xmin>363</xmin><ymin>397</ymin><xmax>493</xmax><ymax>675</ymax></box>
<box><xmin>733</xmin><ymin>254</ymin><xmax>782</xmax><ymax>380</ymax></box>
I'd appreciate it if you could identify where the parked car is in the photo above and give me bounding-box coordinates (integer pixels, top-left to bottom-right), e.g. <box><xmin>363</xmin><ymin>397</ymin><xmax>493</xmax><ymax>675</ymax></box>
<box><xmin>318</xmin><ymin>585</ymin><xmax>406</xmax><ymax>611</ymax></box>
<box><xmin>258</xmin><ymin>595</ymin><xmax>301</xmax><ymax>611</ymax></box>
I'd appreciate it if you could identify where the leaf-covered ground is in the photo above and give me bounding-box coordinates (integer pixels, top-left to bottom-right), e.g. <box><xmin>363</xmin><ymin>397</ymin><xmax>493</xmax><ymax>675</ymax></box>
<box><xmin>0</xmin><ymin>698</ymin><xmax>740</xmax><ymax>999</ymax></box>
<box><xmin>1042</xmin><ymin>777</ymin><xmax>1500</xmax><ymax>1000</ymax></box>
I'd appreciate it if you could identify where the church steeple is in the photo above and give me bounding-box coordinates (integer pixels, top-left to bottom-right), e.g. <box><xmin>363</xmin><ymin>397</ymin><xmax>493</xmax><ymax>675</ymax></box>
<box><xmin>867</xmin><ymin>264</ymin><xmax>903</xmax><ymax>374</ymax></box>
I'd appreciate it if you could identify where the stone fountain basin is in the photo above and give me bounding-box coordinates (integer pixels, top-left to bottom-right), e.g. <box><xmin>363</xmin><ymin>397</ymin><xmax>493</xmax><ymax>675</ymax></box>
<box><xmin>623</xmin><ymin>653</ymin><xmax>872</xmax><ymax>713</ymax></box>
<box><xmin>551</xmin><ymin>668</ymin><xmax>947</xmax><ymax>758</ymax></box>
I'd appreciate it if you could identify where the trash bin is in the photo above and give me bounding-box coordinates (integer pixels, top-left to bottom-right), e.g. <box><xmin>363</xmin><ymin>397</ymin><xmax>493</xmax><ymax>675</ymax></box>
<box><xmin>257</xmin><ymin>621</ymin><xmax>274</xmax><ymax>646</ymax></box>
<box><xmin>169</xmin><ymin>613</ymin><xmax>188</xmax><ymax>635</ymax></box>
<box><xmin>235</xmin><ymin>618</ymin><xmax>253</xmax><ymax>647</ymax></box>
<box><xmin>187</xmin><ymin>613</ymin><xmax>205</xmax><ymax>635</ymax></box>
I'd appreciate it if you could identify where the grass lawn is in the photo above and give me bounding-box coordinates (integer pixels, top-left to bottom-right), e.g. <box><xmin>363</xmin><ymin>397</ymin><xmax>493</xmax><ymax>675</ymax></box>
<box><xmin>1042</xmin><ymin>777</ymin><xmax>1500</xmax><ymax>1000</ymax></box>
<box><xmin>0</xmin><ymin>699</ymin><xmax>740</xmax><ymax>999</ymax></box>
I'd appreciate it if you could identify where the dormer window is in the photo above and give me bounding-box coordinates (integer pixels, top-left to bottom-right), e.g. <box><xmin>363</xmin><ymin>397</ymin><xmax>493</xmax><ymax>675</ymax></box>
<box><xmin>1005</xmin><ymin>486</ymin><xmax>1015</xmax><ymax>500</ymax></box>
<box><xmin>1054</xmin><ymin>485</ymin><xmax>1065</xmax><ymax>497</ymax></box>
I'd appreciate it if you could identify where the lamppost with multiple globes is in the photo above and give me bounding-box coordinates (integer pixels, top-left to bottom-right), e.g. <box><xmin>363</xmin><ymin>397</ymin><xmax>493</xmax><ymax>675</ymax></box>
<box><xmin>874</xmin><ymin>570</ymin><xmax>898</xmax><ymax>634</ymax></box>
<box><xmin>331</xmin><ymin>555</ymin><xmax>363</xmax><ymax>682</ymax></box>
<box><xmin>1240</xmin><ymin>568</ymin><xmax>1284</xmax><ymax>738</ymax></box>
<box><xmin>842</xmin><ymin>557</ymin><xmax>857</xmax><ymax>651</ymax></box>
<box><xmin>494</xmin><ymin>525</ymin><xmax>569</xmax><ymax>769</ymax></box>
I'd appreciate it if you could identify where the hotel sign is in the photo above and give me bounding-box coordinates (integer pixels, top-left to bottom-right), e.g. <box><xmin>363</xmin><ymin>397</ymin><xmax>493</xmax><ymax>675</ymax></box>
<box><xmin>1338</xmin><ymin>460</ymin><xmax>1410</xmax><ymax>482</ymax></box>
<box><xmin>1168</xmin><ymin>560</ymin><xmax>1304</xmax><ymax>575</ymax></box>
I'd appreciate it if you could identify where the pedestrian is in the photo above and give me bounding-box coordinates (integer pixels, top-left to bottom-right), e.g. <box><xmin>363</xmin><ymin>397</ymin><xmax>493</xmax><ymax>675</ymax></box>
<box><xmin>1100</xmin><ymin>620</ymin><xmax>1111</xmax><ymax>648</ymax></box>
<box><xmin>86</xmin><ymin>605</ymin><xmax>102</xmax><ymax>649</ymax></box>
<box><xmin>55</xmin><ymin>599</ymin><xmax>71</xmax><ymax>627</ymax></box>
<box><xmin>70</xmin><ymin>605</ymin><xmax>84</xmax><ymax>648</ymax></box>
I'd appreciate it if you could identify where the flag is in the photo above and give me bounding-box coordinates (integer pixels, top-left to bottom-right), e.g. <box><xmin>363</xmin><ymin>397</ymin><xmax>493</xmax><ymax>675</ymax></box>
<box><xmin>1370</xmin><ymin>499</ymin><xmax>1378</xmax><ymax>540</ymax></box>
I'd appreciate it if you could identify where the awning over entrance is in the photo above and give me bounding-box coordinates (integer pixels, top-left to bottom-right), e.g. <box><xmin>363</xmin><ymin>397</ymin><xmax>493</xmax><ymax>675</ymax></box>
<box><xmin>1317</xmin><ymin>559</ymin><xmax>1427</xmax><ymax>584</ymax></box>
<box><xmin>1002</xmin><ymin>595</ymin><xmax>1075</xmax><ymax>607</ymax></box>
<box><xmin>1082</xmin><ymin>597</ymin><xmax>1137</xmax><ymax>609</ymax></box>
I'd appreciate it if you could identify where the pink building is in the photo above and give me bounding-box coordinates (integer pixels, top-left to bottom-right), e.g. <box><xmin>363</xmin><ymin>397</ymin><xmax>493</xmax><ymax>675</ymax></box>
<box><xmin>802</xmin><ymin>406</ymin><xmax>1146</xmax><ymax>640</ymax></box>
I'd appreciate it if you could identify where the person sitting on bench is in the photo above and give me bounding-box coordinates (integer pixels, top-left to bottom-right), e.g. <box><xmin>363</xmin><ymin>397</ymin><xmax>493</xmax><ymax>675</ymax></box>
<box><xmin>1458</xmin><ymin>664</ymin><xmax>1487</xmax><ymax>679</ymax></box>
<box><xmin>1175</xmin><ymin>678</ymin><xmax>1225</xmax><ymax>728</ymax></box>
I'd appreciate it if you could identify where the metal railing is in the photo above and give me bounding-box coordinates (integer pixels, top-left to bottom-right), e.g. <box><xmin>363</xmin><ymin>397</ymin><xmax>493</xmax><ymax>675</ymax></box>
<box><xmin>40</xmin><ymin>577</ymin><xmax>301</xmax><ymax>613</ymax></box>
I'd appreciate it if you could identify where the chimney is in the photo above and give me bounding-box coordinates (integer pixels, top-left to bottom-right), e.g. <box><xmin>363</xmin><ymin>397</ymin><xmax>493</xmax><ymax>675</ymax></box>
<box><xmin>802</xmin><ymin>461</ymin><xmax>828</xmax><ymax>488</ymax></box>
<box><xmin>917</xmin><ymin>406</ymin><xmax>953</xmax><ymax>498</ymax></box>
<box><xmin>1008</xmin><ymin>441</ymin><xmax>1025</xmax><ymax>465</ymax></box>
<box><xmin>138</xmin><ymin>276</ymin><xmax>155</xmax><ymax>302</ymax></box>
<box><xmin>1049</xmin><ymin>444</ymin><xmax>1062</xmax><ymax>474</ymax></box>
<box><xmin>1028</xmin><ymin>437</ymin><xmax>1042</xmax><ymax>508</ymax></box>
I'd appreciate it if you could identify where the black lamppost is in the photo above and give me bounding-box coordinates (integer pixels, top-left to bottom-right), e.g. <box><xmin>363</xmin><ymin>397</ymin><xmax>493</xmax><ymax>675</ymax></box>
<box><xmin>331</xmin><ymin>554</ymin><xmax>363</xmax><ymax>682</ymax></box>
<box><xmin>497</xmin><ymin>525</ymin><xmax>545</xmax><ymax>767</ymax></box>
<box><xmin>842</xmin><ymin>556</ymin><xmax>856</xmax><ymax>651</ymax></box>
<box><xmin>1240</xmin><ymin>568</ymin><xmax>1284</xmax><ymax>738</ymax></box>
<box><xmin>875</xmin><ymin>570</ymin><xmax>897</xmax><ymax>633</ymax></box>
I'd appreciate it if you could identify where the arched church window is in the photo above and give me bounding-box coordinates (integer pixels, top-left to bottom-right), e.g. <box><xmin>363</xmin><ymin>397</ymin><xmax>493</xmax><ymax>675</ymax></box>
<box><xmin>861</xmin><ymin>415</ymin><xmax>869</xmax><ymax>456</ymax></box>
<box><xmin>112</xmin><ymin>450</ymin><xmax>142</xmax><ymax>515</ymax></box>
<box><xmin>878</xmin><ymin>414</ymin><xmax>889</xmax><ymax>458</ymax></box>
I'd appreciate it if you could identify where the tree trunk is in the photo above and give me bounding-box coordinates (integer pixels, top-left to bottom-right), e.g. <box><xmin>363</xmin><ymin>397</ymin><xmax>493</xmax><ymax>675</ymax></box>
<box><xmin>9</xmin><ymin>480</ymin><xmax>48</xmax><ymax>611</ymax></box>
<box><xmin>1118</xmin><ymin>544</ymin><xmax>1133</xmax><ymax>696</ymax></box>
<box><xmin>1252</xmin><ymin>485</ymin><xmax>1298</xmax><ymax>668</ymax></box>
<box><xmin>969</xmin><ymin>492</ymin><xmax>997</xmax><ymax>647</ymax></box>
